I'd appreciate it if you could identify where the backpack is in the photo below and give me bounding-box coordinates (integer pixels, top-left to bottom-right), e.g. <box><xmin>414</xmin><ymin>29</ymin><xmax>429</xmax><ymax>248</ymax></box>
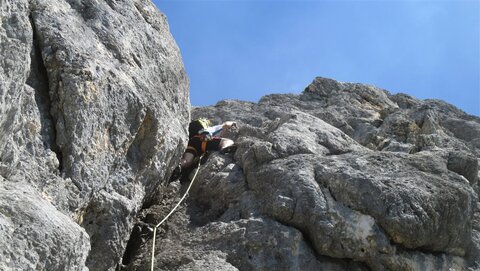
<box><xmin>188</xmin><ymin>118</ymin><xmax>211</xmax><ymax>138</ymax></box>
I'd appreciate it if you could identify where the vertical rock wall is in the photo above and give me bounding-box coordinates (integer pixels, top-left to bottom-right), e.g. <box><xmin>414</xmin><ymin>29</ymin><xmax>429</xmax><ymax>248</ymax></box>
<box><xmin>0</xmin><ymin>0</ymin><xmax>189</xmax><ymax>270</ymax></box>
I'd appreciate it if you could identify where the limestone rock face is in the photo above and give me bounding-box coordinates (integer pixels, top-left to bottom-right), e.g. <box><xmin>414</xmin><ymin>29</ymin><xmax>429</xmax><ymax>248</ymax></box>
<box><xmin>0</xmin><ymin>0</ymin><xmax>189</xmax><ymax>270</ymax></box>
<box><xmin>2</xmin><ymin>0</ymin><xmax>479</xmax><ymax>269</ymax></box>
<box><xmin>125</xmin><ymin>77</ymin><xmax>479</xmax><ymax>271</ymax></box>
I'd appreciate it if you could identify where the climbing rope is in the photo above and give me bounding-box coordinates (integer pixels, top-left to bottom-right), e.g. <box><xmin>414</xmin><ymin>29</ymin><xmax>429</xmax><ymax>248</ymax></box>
<box><xmin>150</xmin><ymin>155</ymin><xmax>204</xmax><ymax>271</ymax></box>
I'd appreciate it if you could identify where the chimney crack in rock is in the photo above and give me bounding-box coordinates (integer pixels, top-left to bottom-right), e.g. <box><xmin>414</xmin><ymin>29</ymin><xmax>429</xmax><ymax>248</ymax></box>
<box><xmin>27</xmin><ymin>13</ymin><xmax>64</xmax><ymax>172</ymax></box>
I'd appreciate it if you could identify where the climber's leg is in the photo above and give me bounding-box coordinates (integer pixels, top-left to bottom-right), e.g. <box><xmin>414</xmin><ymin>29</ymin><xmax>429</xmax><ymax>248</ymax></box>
<box><xmin>180</xmin><ymin>152</ymin><xmax>195</xmax><ymax>169</ymax></box>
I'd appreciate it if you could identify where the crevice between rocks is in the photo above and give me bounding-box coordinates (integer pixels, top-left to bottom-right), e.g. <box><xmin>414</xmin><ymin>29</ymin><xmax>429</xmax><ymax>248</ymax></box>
<box><xmin>120</xmin><ymin>221</ymin><xmax>153</xmax><ymax>268</ymax></box>
<box><xmin>119</xmin><ymin>180</ymin><xmax>182</xmax><ymax>269</ymax></box>
<box><xmin>27</xmin><ymin>13</ymin><xmax>63</xmax><ymax>172</ymax></box>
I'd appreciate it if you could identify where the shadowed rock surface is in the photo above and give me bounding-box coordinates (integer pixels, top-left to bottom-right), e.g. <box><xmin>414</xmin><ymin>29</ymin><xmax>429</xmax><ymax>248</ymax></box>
<box><xmin>124</xmin><ymin>78</ymin><xmax>479</xmax><ymax>271</ymax></box>
<box><xmin>1</xmin><ymin>0</ymin><xmax>188</xmax><ymax>270</ymax></box>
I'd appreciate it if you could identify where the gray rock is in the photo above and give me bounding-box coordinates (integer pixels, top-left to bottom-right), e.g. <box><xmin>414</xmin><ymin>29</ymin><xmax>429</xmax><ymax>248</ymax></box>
<box><xmin>125</xmin><ymin>77</ymin><xmax>479</xmax><ymax>270</ymax></box>
<box><xmin>314</xmin><ymin>152</ymin><xmax>475</xmax><ymax>255</ymax></box>
<box><xmin>0</xmin><ymin>181</ymin><xmax>90</xmax><ymax>271</ymax></box>
<box><xmin>1</xmin><ymin>0</ymin><xmax>189</xmax><ymax>270</ymax></box>
<box><xmin>3</xmin><ymin>0</ymin><xmax>480</xmax><ymax>269</ymax></box>
<box><xmin>448</xmin><ymin>151</ymin><xmax>479</xmax><ymax>185</ymax></box>
<box><xmin>124</xmin><ymin>154</ymin><xmax>369</xmax><ymax>271</ymax></box>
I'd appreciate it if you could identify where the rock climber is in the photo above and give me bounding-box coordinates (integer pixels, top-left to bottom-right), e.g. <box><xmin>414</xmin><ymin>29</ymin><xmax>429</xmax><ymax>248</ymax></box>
<box><xmin>170</xmin><ymin>118</ymin><xmax>237</xmax><ymax>182</ymax></box>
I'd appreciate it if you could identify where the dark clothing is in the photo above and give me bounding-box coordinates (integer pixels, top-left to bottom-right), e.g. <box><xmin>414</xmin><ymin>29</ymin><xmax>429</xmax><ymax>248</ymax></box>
<box><xmin>185</xmin><ymin>135</ymin><xmax>221</xmax><ymax>157</ymax></box>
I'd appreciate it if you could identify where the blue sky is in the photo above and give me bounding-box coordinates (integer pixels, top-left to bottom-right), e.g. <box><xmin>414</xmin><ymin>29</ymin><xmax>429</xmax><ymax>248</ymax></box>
<box><xmin>153</xmin><ymin>0</ymin><xmax>480</xmax><ymax>116</ymax></box>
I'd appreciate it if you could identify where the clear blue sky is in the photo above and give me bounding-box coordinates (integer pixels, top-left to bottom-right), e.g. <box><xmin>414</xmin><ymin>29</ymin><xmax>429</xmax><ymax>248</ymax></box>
<box><xmin>153</xmin><ymin>0</ymin><xmax>480</xmax><ymax>116</ymax></box>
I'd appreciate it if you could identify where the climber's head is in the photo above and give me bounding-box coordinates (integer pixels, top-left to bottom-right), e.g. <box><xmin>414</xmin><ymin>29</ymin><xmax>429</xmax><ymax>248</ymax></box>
<box><xmin>188</xmin><ymin>118</ymin><xmax>211</xmax><ymax>138</ymax></box>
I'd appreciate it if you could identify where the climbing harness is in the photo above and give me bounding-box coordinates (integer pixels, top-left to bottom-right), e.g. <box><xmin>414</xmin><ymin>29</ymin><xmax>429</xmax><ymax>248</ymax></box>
<box><xmin>201</xmin><ymin>139</ymin><xmax>208</xmax><ymax>154</ymax></box>
<box><xmin>150</xmin><ymin>154</ymin><xmax>204</xmax><ymax>271</ymax></box>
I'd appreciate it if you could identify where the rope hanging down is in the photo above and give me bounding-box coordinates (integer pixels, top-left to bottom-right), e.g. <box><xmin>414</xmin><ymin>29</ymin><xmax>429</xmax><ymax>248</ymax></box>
<box><xmin>150</xmin><ymin>155</ymin><xmax>204</xmax><ymax>271</ymax></box>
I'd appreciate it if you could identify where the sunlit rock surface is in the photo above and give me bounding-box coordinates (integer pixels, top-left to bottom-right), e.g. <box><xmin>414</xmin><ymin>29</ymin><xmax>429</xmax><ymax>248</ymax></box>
<box><xmin>126</xmin><ymin>77</ymin><xmax>479</xmax><ymax>271</ymax></box>
<box><xmin>1</xmin><ymin>0</ymin><xmax>479</xmax><ymax>269</ymax></box>
<box><xmin>0</xmin><ymin>0</ymin><xmax>189</xmax><ymax>270</ymax></box>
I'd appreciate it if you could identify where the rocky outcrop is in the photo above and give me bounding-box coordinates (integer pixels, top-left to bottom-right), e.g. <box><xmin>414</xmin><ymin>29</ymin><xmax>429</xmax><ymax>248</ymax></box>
<box><xmin>0</xmin><ymin>0</ymin><xmax>189</xmax><ymax>270</ymax></box>
<box><xmin>125</xmin><ymin>77</ymin><xmax>479</xmax><ymax>271</ymax></box>
<box><xmin>2</xmin><ymin>0</ymin><xmax>479</xmax><ymax>269</ymax></box>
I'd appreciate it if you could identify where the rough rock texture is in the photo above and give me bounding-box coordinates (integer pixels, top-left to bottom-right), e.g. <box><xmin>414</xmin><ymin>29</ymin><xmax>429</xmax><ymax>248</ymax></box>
<box><xmin>0</xmin><ymin>0</ymin><xmax>189</xmax><ymax>270</ymax></box>
<box><xmin>2</xmin><ymin>0</ymin><xmax>479</xmax><ymax>269</ymax></box>
<box><xmin>125</xmin><ymin>77</ymin><xmax>479</xmax><ymax>271</ymax></box>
